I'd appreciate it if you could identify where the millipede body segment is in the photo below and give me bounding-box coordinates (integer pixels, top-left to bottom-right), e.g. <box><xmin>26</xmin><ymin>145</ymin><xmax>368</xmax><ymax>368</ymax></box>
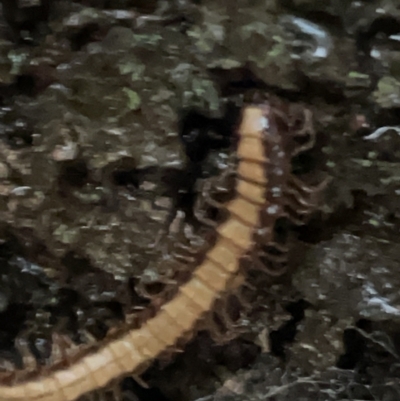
<box><xmin>0</xmin><ymin>104</ymin><xmax>279</xmax><ymax>401</ymax></box>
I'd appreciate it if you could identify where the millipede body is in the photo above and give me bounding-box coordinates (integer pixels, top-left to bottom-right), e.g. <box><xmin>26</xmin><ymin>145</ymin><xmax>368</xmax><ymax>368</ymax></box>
<box><xmin>0</xmin><ymin>103</ymin><xmax>301</xmax><ymax>401</ymax></box>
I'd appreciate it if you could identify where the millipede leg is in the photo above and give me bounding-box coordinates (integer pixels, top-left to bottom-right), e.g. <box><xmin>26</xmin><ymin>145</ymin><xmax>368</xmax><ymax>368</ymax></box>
<box><xmin>51</xmin><ymin>333</ymin><xmax>82</xmax><ymax>365</ymax></box>
<box><xmin>284</xmin><ymin>204</ymin><xmax>311</xmax><ymax>225</ymax></box>
<box><xmin>284</xmin><ymin>178</ymin><xmax>325</xmax><ymax>216</ymax></box>
<box><xmin>284</xmin><ymin>173</ymin><xmax>330</xmax><ymax>226</ymax></box>
<box><xmin>173</xmin><ymin>236</ymin><xmax>209</xmax><ymax>258</ymax></box>
<box><xmin>207</xmin><ymin>312</ymin><xmax>244</xmax><ymax>344</ymax></box>
<box><xmin>193</xmin><ymin>181</ymin><xmax>219</xmax><ymax>227</ymax></box>
<box><xmin>289</xmin><ymin>174</ymin><xmax>331</xmax><ymax>195</ymax></box>
<box><xmin>267</xmin><ymin>240</ymin><xmax>289</xmax><ymax>254</ymax></box>
<box><xmin>194</xmin><ymin>164</ymin><xmax>237</xmax><ymax>228</ymax></box>
<box><xmin>172</xmin><ymin>254</ymin><xmax>196</xmax><ymax>265</ymax></box>
<box><xmin>108</xmin><ymin>383</ymin><xmax>123</xmax><ymax>401</ymax></box>
<box><xmin>258</xmin><ymin>248</ymin><xmax>287</xmax><ymax>264</ymax></box>
<box><xmin>122</xmin><ymin>389</ymin><xmax>141</xmax><ymax>401</ymax></box>
<box><xmin>249</xmin><ymin>249</ymin><xmax>288</xmax><ymax>276</ymax></box>
<box><xmin>290</xmin><ymin>109</ymin><xmax>316</xmax><ymax>156</ymax></box>
<box><xmin>285</xmin><ymin>192</ymin><xmax>317</xmax><ymax>213</ymax></box>
<box><xmin>204</xmin><ymin>164</ymin><xmax>237</xmax><ymax>192</ymax></box>
<box><xmin>171</xmin><ymin>231</ymin><xmax>212</xmax><ymax>266</ymax></box>
<box><xmin>0</xmin><ymin>359</ymin><xmax>17</xmax><ymax>383</ymax></box>
<box><xmin>194</xmin><ymin>208</ymin><xmax>219</xmax><ymax>227</ymax></box>
<box><xmin>14</xmin><ymin>337</ymin><xmax>37</xmax><ymax>374</ymax></box>
<box><xmin>196</xmin><ymin>179</ymin><xmax>225</xmax><ymax>209</ymax></box>
<box><xmin>0</xmin><ymin>358</ymin><xmax>15</xmax><ymax>373</ymax></box>
<box><xmin>229</xmin><ymin>285</ymin><xmax>254</xmax><ymax>310</ymax></box>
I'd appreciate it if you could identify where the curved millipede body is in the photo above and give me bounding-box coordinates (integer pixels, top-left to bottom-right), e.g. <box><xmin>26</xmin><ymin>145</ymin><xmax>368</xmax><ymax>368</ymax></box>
<box><xmin>0</xmin><ymin>103</ymin><xmax>317</xmax><ymax>401</ymax></box>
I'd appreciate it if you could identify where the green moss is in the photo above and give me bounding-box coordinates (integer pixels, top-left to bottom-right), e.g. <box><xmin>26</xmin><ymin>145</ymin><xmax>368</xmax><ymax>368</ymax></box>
<box><xmin>53</xmin><ymin>224</ymin><xmax>79</xmax><ymax>244</ymax></box>
<box><xmin>372</xmin><ymin>76</ymin><xmax>400</xmax><ymax>108</ymax></box>
<box><xmin>8</xmin><ymin>49</ymin><xmax>28</xmax><ymax>75</ymax></box>
<box><xmin>118</xmin><ymin>57</ymin><xmax>145</xmax><ymax>82</ymax></box>
<box><xmin>122</xmin><ymin>88</ymin><xmax>141</xmax><ymax>110</ymax></box>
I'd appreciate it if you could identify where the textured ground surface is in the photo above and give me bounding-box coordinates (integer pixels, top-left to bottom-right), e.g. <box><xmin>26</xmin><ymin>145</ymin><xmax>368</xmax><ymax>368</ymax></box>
<box><xmin>0</xmin><ymin>1</ymin><xmax>400</xmax><ymax>400</ymax></box>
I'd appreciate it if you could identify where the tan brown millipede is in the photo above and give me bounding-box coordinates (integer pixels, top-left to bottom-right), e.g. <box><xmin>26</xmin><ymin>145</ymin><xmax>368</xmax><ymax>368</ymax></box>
<box><xmin>0</xmin><ymin>102</ymin><xmax>324</xmax><ymax>401</ymax></box>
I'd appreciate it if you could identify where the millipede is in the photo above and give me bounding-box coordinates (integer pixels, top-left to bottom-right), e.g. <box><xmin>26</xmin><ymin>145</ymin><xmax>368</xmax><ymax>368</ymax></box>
<box><xmin>0</xmin><ymin>99</ymin><xmax>327</xmax><ymax>401</ymax></box>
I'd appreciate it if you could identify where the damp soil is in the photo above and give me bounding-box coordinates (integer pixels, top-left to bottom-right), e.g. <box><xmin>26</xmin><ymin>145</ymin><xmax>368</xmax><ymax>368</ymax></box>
<box><xmin>1</xmin><ymin>1</ymin><xmax>400</xmax><ymax>401</ymax></box>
